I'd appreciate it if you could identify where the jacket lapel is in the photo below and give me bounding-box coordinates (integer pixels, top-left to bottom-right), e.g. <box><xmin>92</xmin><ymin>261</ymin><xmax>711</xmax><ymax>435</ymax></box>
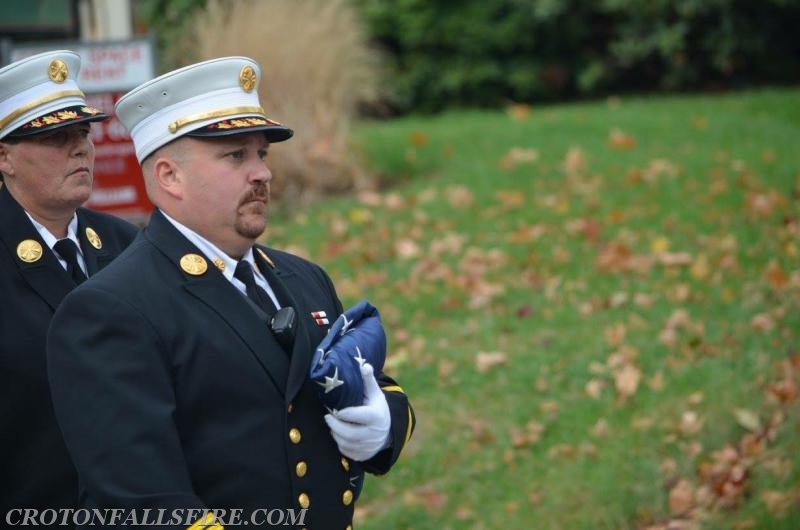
<box><xmin>145</xmin><ymin>210</ymin><xmax>289</xmax><ymax>394</ymax></box>
<box><xmin>254</xmin><ymin>247</ymin><xmax>314</xmax><ymax>402</ymax></box>
<box><xmin>0</xmin><ymin>186</ymin><xmax>75</xmax><ymax>310</ymax></box>
<box><xmin>76</xmin><ymin>211</ymin><xmax>115</xmax><ymax>276</ymax></box>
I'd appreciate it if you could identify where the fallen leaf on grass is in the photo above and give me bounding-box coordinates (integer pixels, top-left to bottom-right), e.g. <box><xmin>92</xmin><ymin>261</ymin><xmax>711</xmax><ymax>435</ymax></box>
<box><xmin>678</xmin><ymin>411</ymin><xmax>704</xmax><ymax>436</ymax></box>
<box><xmin>394</xmin><ymin>238</ymin><xmax>421</xmax><ymax>259</ymax></box>
<box><xmin>468</xmin><ymin>418</ymin><xmax>496</xmax><ymax>446</ymax></box>
<box><xmin>763</xmin><ymin>260</ymin><xmax>789</xmax><ymax>291</ymax></box>
<box><xmin>510</xmin><ymin>420</ymin><xmax>545</xmax><ymax>448</ymax></box>
<box><xmin>733</xmin><ymin>409</ymin><xmax>761</xmax><ymax>432</ymax></box>
<box><xmin>605</xmin><ymin>323</ymin><xmax>626</xmax><ymax>347</ymax></box>
<box><xmin>608</xmin><ymin>128</ymin><xmax>637</xmax><ymax>150</ymax></box>
<box><xmin>446</xmin><ymin>185</ymin><xmax>475</xmax><ymax>208</ymax></box>
<box><xmin>691</xmin><ymin>115</ymin><xmax>708</xmax><ymax>129</ymax></box>
<box><xmin>453</xmin><ymin>504</ymin><xmax>472</xmax><ymax>520</ymax></box>
<box><xmin>590</xmin><ymin>418</ymin><xmax>611</xmax><ymax>438</ymax></box>
<box><xmin>656</xmin><ymin>252</ymin><xmax>693</xmax><ymax>267</ymax></box>
<box><xmin>408</xmin><ymin>487</ymin><xmax>447</xmax><ymax>513</ymax></box>
<box><xmin>499</xmin><ymin>147</ymin><xmax>539</xmax><ymax>171</ymax></box>
<box><xmin>495</xmin><ymin>189</ymin><xmax>526</xmax><ymax>209</ymax></box>
<box><xmin>751</xmin><ymin>313</ymin><xmax>775</xmax><ymax>332</ymax></box>
<box><xmin>475</xmin><ymin>351</ymin><xmax>508</xmax><ymax>373</ymax></box>
<box><xmin>614</xmin><ymin>364</ymin><xmax>642</xmax><ymax>398</ymax></box>
<box><xmin>745</xmin><ymin>190</ymin><xmax>786</xmax><ymax>219</ymax></box>
<box><xmin>585</xmin><ymin>378</ymin><xmax>605</xmax><ymax>398</ymax></box>
<box><xmin>563</xmin><ymin>147</ymin><xmax>587</xmax><ymax>175</ymax></box>
<box><xmin>760</xmin><ymin>491</ymin><xmax>794</xmax><ymax>517</ymax></box>
<box><xmin>408</xmin><ymin>131</ymin><xmax>428</xmax><ymax>147</ymax></box>
<box><xmin>669</xmin><ymin>479</ymin><xmax>695</xmax><ymax>515</ymax></box>
<box><xmin>651</xmin><ymin>236</ymin><xmax>671</xmax><ymax>253</ymax></box>
<box><xmin>506</xmin><ymin>103</ymin><xmax>531</xmax><ymax>121</ymax></box>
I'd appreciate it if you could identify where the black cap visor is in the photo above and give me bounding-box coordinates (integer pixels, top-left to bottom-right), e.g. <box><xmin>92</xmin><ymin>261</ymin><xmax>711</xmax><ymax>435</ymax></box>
<box><xmin>187</xmin><ymin>116</ymin><xmax>293</xmax><ymax>143</ymax></box>
<box><xmin>6</xmin><ymin>105</ymin><xmax>109</xmax><ymax>138</ymax></box>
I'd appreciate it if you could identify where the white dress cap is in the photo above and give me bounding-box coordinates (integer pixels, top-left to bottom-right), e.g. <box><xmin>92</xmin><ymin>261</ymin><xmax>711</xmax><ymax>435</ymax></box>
<box><xmin>115</xmin><ymin>56</ymin><xmax>292</xmax><ymax>162</ymax></box>
<box><xmin>0</xmin><ymin>50</ymin><xmax>107</xmax><ymax>140</ymax></box>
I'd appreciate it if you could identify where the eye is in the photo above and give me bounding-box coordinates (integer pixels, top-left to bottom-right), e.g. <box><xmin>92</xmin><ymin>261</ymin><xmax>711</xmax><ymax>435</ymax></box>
<box><xmin>258</xmin><ymin>148</ymin><xmax>268</xmax><ymax>161</ymax></box>
<box><xmin>38</xmin><ymin>130</ymin><xmax>69</xmax><ymax>147</ymax></box>
<box><xmin>227</xmin><ymin>149</ymin><xmax>245</xmax><ymax>161</ymax></box>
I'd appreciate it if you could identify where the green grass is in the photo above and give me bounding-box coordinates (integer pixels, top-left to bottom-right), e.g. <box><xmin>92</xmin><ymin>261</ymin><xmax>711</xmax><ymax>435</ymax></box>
<box><xmin>266</xmin><ymin>88</ymin><xmax>800</xmax><ymax>529</ymax></box>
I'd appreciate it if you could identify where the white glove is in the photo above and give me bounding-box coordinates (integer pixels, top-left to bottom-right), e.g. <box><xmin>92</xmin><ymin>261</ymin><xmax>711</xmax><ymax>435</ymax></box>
<box><xmin>325</xmin><ymin>362</ymin><xmax>391</xmax><ymax>462</ymax></box>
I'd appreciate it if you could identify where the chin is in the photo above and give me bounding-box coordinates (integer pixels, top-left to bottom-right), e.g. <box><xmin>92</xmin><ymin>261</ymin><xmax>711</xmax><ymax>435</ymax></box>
<box><xmin>65</xmin><ymin>189</ymin><xmax>93</xmax><ymax>208</ymax></box>
<box><xmin>236</xmin><ymin>218</ymin><xmax>267</xmax><ymax>240</ymax></box>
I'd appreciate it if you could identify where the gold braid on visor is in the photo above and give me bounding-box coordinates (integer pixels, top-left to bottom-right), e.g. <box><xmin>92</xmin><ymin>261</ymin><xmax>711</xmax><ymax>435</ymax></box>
<box><xmin>0</xmin><ymin>89</ymin><xmax>85</xmax><ymax>132</ymax></box>
<box><xmin>168</xmin><ymin>106</ymin><xmax>266</xmax><ymax>134</ymax></box>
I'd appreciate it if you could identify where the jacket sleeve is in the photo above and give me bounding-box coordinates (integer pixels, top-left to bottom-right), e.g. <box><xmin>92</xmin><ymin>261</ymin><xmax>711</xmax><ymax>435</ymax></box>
<box><xmin>47</xmin><ymin>286</ymin><xmax>207</xmax><ymax>529</ymax></box>
<box><xmin>361</xmin><ymin>371</ymin><xmax>415</xmax><ymax>475</ymax></box>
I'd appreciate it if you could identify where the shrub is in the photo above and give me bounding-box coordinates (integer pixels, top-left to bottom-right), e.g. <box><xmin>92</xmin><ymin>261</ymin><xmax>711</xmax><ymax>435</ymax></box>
<box><xmin>356</xmin><ymin>0</ymin><xmax>800</xmax><ymax>113</ymax></box>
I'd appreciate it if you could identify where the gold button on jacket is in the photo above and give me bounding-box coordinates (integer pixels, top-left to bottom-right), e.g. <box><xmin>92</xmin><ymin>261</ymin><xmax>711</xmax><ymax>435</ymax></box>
<box><xmin>298</xmin><ymin>492</ymin><xmax>310</xmax><ymax>509</ymax></box>
<box><xmin>342</xmin><ymin>489</ymin><xmax>353</xmax><ymax>506</ymax></box>
<box><xmin>289</xmin><ymin>428</ymin><xmax>302</xmax><ymax>444</ymax></box>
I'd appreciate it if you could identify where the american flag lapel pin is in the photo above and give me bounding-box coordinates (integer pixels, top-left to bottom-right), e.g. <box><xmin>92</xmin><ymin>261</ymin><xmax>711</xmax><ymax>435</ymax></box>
<box><xmin>311</xmin><ymin>310</ymin><xmax>329</xmax><ymax>326</ymax></box>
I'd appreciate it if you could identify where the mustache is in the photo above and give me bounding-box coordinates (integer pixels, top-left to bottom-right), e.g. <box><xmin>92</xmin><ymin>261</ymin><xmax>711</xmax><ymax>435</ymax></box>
<box><xmin>240</xmin><ymin>183</ymin><xmax>269</xmax><ymax>205</ymax></box>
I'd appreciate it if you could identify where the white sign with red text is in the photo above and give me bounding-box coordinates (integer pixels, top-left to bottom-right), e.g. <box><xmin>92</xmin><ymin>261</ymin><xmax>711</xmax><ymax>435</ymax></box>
<box><xmin>10</xmin><ymin>39</ymin><xmax>155</xmax><ymax>93</ymax></box>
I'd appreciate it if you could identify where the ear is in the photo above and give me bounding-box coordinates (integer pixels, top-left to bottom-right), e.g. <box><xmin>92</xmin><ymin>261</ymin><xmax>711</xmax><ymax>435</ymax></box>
<box><xmin>0</xmin><ymin>142</ymin><xmax>15</xmax><ymax>178</ymax></box>
<box><xmin>151</xmin><ymin>156</ymin><xmax>184</xmax><ymax>200</ymax></box>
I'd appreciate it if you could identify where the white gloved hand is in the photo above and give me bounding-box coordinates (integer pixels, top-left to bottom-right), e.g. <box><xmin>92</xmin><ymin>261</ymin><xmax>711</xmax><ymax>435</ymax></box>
<box><xmin>325</xmin><ymin>362</ymin><xmax>391</xmax><ymax>462</ymax></box>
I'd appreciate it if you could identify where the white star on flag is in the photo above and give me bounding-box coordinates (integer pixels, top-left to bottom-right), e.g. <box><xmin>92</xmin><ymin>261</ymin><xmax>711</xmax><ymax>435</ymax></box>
<box><xmin>339</xmin><ymin>313</ymin><xmax>354</xmax><ymax>335</ymax></box>
<box><xmin>353</xmin><ymin>346</ymin><xmax>366</xmax><ymax>367</ymax></box>
<box><xmin>316</xmin><ymin>366</ymin><xmax>344</xmax><ymax>394</ymax></box>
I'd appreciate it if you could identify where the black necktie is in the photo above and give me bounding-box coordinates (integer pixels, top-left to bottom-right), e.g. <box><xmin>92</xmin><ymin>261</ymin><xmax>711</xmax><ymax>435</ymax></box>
<box><xmin>53</xmin><ymin>239</ymin><xmax>87</xmax><ymax>285</ymax></box>
<box><xmin>234</xmin><ymin>260</ymin><xmax>276</xmax><ymax>315</ymax></box>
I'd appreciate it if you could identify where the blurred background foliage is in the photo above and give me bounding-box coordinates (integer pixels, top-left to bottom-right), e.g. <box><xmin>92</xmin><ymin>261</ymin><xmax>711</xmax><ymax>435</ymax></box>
<box><xmin>141</xmin><ymin>0</ymin><xmax>800</xmax><ymax>114</ymax></box>
<box><xmin>135</xmin><ymin>0</ymin><xmax>800</xmax><ymax>199</ymax></box>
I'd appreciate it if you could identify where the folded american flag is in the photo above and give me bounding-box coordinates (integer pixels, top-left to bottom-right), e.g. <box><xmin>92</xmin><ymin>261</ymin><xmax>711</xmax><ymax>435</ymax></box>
<box><xmin>309</xmin><ymin>300</ymin><xmax>387</xmax><ymax>411</ymax></box>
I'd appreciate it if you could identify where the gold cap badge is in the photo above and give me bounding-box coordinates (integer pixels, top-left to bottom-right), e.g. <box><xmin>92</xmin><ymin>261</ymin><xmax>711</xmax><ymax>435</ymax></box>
<box><xmin>85</xmin><ymin>227</ymin><xmax>102</xmax><ymax>249</ymax></box>
<box><xmin>239</xmin><ymin>65</ymin><xmax>257</xmax><ymax>92</ymax></box>
<box><xmin>17</xmin><ymin>239</ymin><xmax>43</xmax><ymax>263</ymax></box>
<box><xmin>180</xmin><ymin>253</ymin><xmax>208</xmax><ymax>275</ymax></box>
<box><xmin>256</xmin><ymin>248</ymin><xmax>275</xmax><ymax>268</ymax></box>
<box><xmin>48</xmin><ymin>59</ymin><xmax>69</xmax><ymax>83</ymax></box>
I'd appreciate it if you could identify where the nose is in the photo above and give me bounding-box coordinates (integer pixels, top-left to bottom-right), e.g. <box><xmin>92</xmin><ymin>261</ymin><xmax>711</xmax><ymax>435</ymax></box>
<box><xmin>250</xmin><ymin>160</ymin><xmax>272</xmax><ymax>184</ymax></box>
<box><xmin>69</xmin><ymin>130</ymin><xmax>92</xmax><ymax>158</ymax></box>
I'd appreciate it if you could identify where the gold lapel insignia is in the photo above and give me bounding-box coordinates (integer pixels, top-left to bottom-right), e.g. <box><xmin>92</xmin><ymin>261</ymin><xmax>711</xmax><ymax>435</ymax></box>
<box><xmin>48</xmin><ymin>59</ymin><xmax>69</xmax><ymax>83</ymax></box>
<box><xmin>85</xmin><ymin>227</ymin><xmax>102</xmax><ymax>249</ymax></box>
<box><xmin>17</xmin><ymin>239</ymin><xmax>43</xmax><ymax>263</ymax></box>
<box><xmin>256</xmin><ymin>248</ymin><xmax>275</xmax><ymax>268</ymax></box>
<box><xmin>239</xmin><ymin>65</ymin><xmax>257</xmax><ymax>92</ymax></box>
<box><xmin>180</xmin><ymin>253</ymin><xmax>208</xmax><ymax>275</ymax></box>
<box><xmin>212</xmin><ymin>258</ymin><xmax>226</xmax><ymax>272</ymax></box>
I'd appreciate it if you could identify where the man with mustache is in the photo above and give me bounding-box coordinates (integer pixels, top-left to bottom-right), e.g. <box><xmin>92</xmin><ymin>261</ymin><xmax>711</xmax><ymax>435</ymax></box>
<box><xmin>0</xmin><ymin>50</ymin><xmax>138</xmax><ymax>524</ymax></box>
<box><xmin>47</xmin><ymin>57</ymin><xmax>414</xmax><ymax>529</ymax></box>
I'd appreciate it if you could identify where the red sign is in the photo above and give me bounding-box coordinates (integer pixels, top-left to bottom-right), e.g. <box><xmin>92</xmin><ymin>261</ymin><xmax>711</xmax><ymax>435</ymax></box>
<box><xmin>84</xmin><ymin>92</ymin><xmax>152</xmax><ymax>223</ymax></box>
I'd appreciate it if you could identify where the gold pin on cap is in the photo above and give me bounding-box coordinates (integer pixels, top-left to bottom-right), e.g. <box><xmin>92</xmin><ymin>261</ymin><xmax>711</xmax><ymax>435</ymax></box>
<box><xmin>256</xmin><ymin>248</ymin><xmax>275</xmax><ymax>268</ymax></box>
<box><xmin>212</xmin><ymin>258</ymin><xmax>226</xmax><ymax>272</ymax></box>
<box><xmin>85</xmin><ymin>227</ymin><xmax>102</xmax><ymax>249</ymax></box>
<box><xmin>239</xmin><ymin>65</ymin><xmax>256</xmax><ymax>92</ymax></box>
<box><xmin>180</xmin><ymin>253</ymin><xmax>208</xmax><ymax>275</ymax></box>
<box><xmin>17</xmin><ymin>240</ymin><xmax>43</xmax><ymax>263</ymax></box>
<box><xmin>48</xmin><ymin>59</ymin><xmax>69</xmax><ymax>83</ymax></box>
